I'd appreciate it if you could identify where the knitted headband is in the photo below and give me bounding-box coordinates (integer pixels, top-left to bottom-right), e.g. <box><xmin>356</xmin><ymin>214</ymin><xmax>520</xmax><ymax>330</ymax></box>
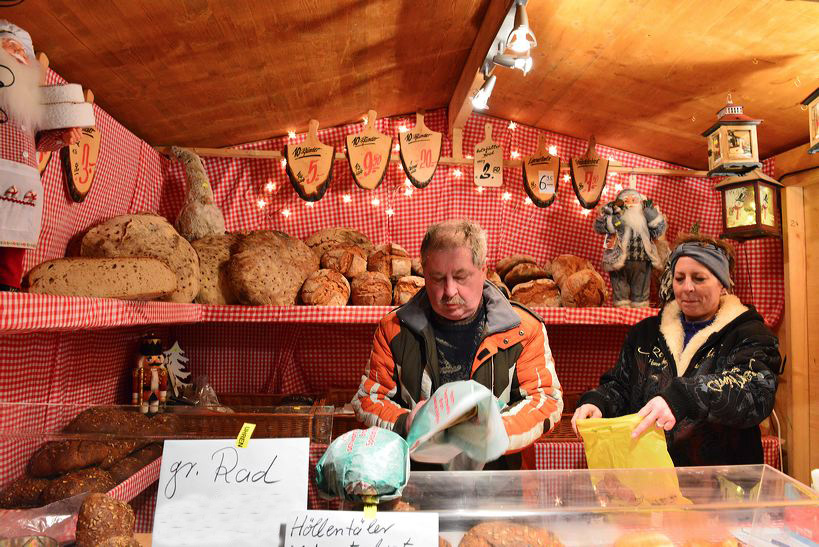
<box><xmin>669</xmin><ymin>242</ymin><xmax>733</xmax><ymax>289</ymax></box>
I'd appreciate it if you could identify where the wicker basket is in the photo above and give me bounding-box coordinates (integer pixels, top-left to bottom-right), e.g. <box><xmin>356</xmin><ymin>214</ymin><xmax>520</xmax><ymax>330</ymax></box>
<box><xmin>323</xmin><ymin>387</ymin><xmax>366</xmax><ymax>439</ymax></box>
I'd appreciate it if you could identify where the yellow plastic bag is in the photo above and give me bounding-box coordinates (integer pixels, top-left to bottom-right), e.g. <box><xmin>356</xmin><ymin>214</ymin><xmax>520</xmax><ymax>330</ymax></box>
<box><xmin>577</xmin><ymin>414</ymin><xmax>688</xmax><ymax>507</ymax></box>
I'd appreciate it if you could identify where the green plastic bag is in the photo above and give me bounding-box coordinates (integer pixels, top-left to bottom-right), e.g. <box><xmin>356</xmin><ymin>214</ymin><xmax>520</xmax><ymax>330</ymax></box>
<box><xmin>315</xmin><ymin>427</ymin><xmax>410</xmax><ymax>503</ymax></box>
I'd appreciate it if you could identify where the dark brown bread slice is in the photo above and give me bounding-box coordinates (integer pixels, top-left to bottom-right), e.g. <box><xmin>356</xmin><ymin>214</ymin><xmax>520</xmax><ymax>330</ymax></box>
<box><xmin>39</xmin><ymin>468</ymin><xmax>116</xmax><ymax>505</ymax></box>
<box><xmin>75</xmin><ymin>493</ymin><xmax>136</xmax><ymax>547</ymax></box>
<box><xmin>26</xmin><ymin>257</ymin><xmax>176</xmax><ymax>300</ymax></box>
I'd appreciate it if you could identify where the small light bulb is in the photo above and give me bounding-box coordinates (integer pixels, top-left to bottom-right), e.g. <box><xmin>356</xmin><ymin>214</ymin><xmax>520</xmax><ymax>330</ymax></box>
<box><xmin>563</xmin><ymin>174</ymin><xmax>571</xmax><ymax>182</ymax></box>
<box><xmin>465</xmin><ymin>154</ymin><xmax>473</xmax><ymax>159</ymax></box>
<box><xmin>511</xmin><ymin>151</ymin><xmax>520</xmax><ymax>159</ymax></box>
<box><xmin>287</xmin><ymin>130</ymin><xmax>296</xmax><ymax>139</ymax></box>
<box><xmin>548</xmin><ymin>145</ymin><xmax>558</xmax><ymax>156</ymax></box>
<box><xmin>362</xmin><ymin>115</ymin><xmax>369</xmax><ymax>124</ymax></box>
<box><xmin>385</xmin><ymin>208</ymin><xmax>395</xmax><ymax>216</ymax></box>
<box><xmin>524</xmin><ymin>197</ymin><xmax>532</xmax><ymax>205</ymax></box>
<box><xmin>476</xmin><ymin>186</ymin><xmax>485</xmax><ymax>193</ymax></box>
<box><xmin>342</xmin><ymin>194</ymin><xmax>352</xmax><ymax>203</ymax></box>
<box><xmin>502</xmin><ymin>192</ymin><xmax>512</xmax><ymax>201</ymax></box>
<box><xmin>404</xmin><ymin>187</ymin><xmax>413</xmax><ymax>197</ymax></box>
<box><xmin>257</xmin><ymin>199</ymin><xmax>267</xmax><ymax>209</ymax></box>
<box><xmin>615</xmin><ymin>183</ymin><xmax>623</xmax><ymax>192</ymax></box>
<box><xmin>371</xmin><ymin>198</ymin><xmax>381</xmax><ymax>206</ymax></box>
<box><xmin>608</xmin><ymin>156</ymin><xmax>615</xmax><ymax>162</ymax></box>
<box><xmin>264</xmin><ymin>181</ymin><xmax>275</xmax><ymax>193</ymax></box>
<box><xmin>581</xmin><ymin>208</ymin><xmax>592</xmax><ymax>216</ymax></box>
<box><xmin>398</xmin><ymin>124</ymin><xmax>408</xmax><ymax>133</ymax></box>
<box><xmin>305</xmin><ymin>201</ymin><xmax>314</xmax><ymax>208</ymax></box>
<box><xmin>508</xmin><ymin>121</ymin><xmax>517</xmax><ymax>130</ymax></box>
<box><xmin>280</xmin><ymin>159</ymin><xmax>287</xmax><ymax>168</ymax></box>
<box><xmin>281</xmin><ymin>208</ymin><xmax>291</xmax><ymax>218</ymax></box>
<box><xmin>394</xmin><ymin>144</ymin><xmax>400</xmax><ymax>152</ymax></box>
<box><xmin>453</xmin><ymin>169</ymin><xmax>462</xmax><ymax>178</ymax></box>
<box><xmin>609</xmin><ymin>171</ymin><xmax>618</xmax><ymax>177</ymax></box>
<box><xmin>404</xmin><ymin>178</ymin><xmax>412</xmax><ymax>187</ymax></box>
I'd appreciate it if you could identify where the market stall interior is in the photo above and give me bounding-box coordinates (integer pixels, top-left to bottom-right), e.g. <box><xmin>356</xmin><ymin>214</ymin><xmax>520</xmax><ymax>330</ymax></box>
<box><xmin>1</xmin><ymin>0</ymin><xmax>819</xmax><ymax>540</ymax></box>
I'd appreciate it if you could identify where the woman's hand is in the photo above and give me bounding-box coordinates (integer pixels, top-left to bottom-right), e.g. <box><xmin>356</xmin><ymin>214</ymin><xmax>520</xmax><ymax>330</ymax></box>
<box><xmin>571</xmin><ymin>403</ymin><xmax>602</xmax><ymax>437</ymax></box>
<box><xmin>406</xmin><ymin>399</ymin><xmax>427</xmax><ymax>431</ymax></box>
<box><xmin>632</xmin><ymin>396</ymin><xmax>676</xmax><ymax>438</ymax></box>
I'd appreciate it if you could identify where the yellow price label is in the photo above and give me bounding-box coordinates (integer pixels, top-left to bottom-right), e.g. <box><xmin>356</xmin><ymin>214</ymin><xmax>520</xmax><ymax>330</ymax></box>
<box><xmin>363</xmin><ymin>504</ymin><xmax>377</xmax><ymax>520</ymax></box>
<box><xmin>236</xmin><ymin>423</ymin><xmax>256</xmax><ymax>448</ymax></box>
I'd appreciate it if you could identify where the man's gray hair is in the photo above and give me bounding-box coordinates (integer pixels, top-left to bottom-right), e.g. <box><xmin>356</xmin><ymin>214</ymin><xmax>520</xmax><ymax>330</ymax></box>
<box><xmin>420</xmin><ymin>219</ymin><xmax>487</xmax><ymax>268</ymax></box>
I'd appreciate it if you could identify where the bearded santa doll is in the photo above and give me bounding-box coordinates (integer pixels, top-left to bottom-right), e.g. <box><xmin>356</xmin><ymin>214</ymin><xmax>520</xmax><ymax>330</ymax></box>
<box><xmin>0</xmin><ymin>21</ymin><xmax>80</xmax><ymax>291</ymax></box>
<box><xmin>594</xmin><ymin>188</ymin><xmax>667</xmax><ymax>307</ymax></box>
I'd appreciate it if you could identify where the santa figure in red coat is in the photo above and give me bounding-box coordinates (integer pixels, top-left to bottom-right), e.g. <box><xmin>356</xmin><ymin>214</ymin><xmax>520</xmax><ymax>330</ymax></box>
<box><xmin>0</xmin><ymin>20</ymin><xmax>80</xmax><ymax>291</ymax></box>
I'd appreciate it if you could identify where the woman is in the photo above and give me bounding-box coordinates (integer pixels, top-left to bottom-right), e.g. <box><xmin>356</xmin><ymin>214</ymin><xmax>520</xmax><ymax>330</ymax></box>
<box><xmin>571</xmin><ymin>234</ymin><xmax>780</xmax><ymax>466</ymax></box>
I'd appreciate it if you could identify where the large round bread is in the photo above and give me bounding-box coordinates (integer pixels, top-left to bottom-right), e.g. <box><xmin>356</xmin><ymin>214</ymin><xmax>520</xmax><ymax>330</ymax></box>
<box><xmin>237</xmin><ymin>231</ymin><xmax>318</xmax><ymax>276</ymax></box>
<box><xmin>192</xmin><ymin>233</ymin><xmax>242</xmax><ymax>304</ymax></box>
<box><xmin>75</xmin><ymin>493</ymin><xmax>136</xmax><ymax>547</ymax></box>
<box><xmin>504</xmin><ymin>262</ymin><xmax>550</xmax><ymax>289</ymax></box>
<box><xmin>300</xmin><ymin>269</ymin><xmax>350</xmax><ymax>306</ymax></box>
<box><xmin>393</xmin><ymin>275</ymin><xmax>424</xmax><ymax>305</ymax></box>
<box><xmin>351</xmin><ymin>272</ymin><xmax>392</xmax><ymax>306</ymax></box>
<box><xmin>495</xmin><ymin>254</ymin><xmax>537</xmax><ymax>279</ymax></box>
<box><xmin>321</xmin><ymin>244</ymin><xmax>367</xmax><ymax>279</ymax></box>
<box><xmin>511</xmin><ymin>278</ymin><xmax>561</xmax><ymax>307</ymax></box>
<box><xmin>80</xmin><ymin>214</ymin><xmax>200</xmax><ymax>303</ymax></box>
<box><xmin>367</xmin><ymin>243</ymin><xmax>411</xmax><ymax>282</ymax></box>
<box><xmin>561</xmin><ymin>269</ymin><xmax>608</xmax><ymax>307</ymax></box>
<box><xmin>460</xmin><ymin>521</ymin><xmax>563</xmax><ymax>546</ymax></box>
<box><xmin>550</xmin><ymin>254</ymin><xmax>594</xmax><ymax>286</ymax></box>
<box><xmin>305</xmin><ymin>227</ymin><xmax>374</xmax><ymax>258</ymax></box>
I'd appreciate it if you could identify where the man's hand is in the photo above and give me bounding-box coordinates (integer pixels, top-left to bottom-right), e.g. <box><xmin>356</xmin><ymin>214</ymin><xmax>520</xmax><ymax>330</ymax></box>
<box><xmin>631</xmin><ymin>396</ymin><xmax>676</xmax><ymax>439</ymax></box>
<box><xmin>406</xmin><ymin>399</ymin><xmax>427</xmax><ymax>431</ymax></box>
<box><xmin>571</xmin><ymin>403</ymin><xmax>602</xmax><ymax>437</ymax></box>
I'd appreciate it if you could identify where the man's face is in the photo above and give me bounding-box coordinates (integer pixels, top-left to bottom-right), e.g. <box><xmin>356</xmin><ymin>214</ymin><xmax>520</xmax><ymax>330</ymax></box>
<box><xmin>423</xmin><ymin>246</ymin><xmax>486</xmax><ymax>321</ymax></box>
<box><xmin>622</xmin><ymin>193</ymin><xmax>642</xmax><ymax>208</ymax></box>
<box><xmin>1</xmin><ymin>38</ymin><xmax>29</xmax><ymax>65</ymax></box>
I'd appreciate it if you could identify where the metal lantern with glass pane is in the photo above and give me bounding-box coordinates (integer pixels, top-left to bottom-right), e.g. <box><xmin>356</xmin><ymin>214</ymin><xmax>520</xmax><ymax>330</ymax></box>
<box><xmin>802</xmin><ymin>88</ymin><xmax>819</xmax><ymax>154</ymax></box>
<box><xmin>702</xmin><ymin>98</ymin><xmax>762</xmax><ymax>177</ymax></box>
<box><xmin>714</xmin><ymin>169</ymin><xmax>782</xmax><ymax>240</ymax></box>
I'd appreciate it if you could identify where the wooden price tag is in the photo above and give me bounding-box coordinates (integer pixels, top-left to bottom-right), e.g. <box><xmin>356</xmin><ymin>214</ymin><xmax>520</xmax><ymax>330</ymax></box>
<box><xmin>398</xmin><ymin>111</ymin><xmax>441</xmax><ymax>188</ymax></box>
<box><xmin>570</xmin><ymin>136</ymin><xmax>609</xmax><ymax>209</ymax></box>
<box><xmin>61</xmin><ymin>125</ymin><xmax>100</xmax><ymax>203</ymax></box>
<box><xmin>285</xmin><ymin>119</ymin><xmax>335</xmax><ymax>202</ymax></box>
<box><xmin>346</xmin><ymin>109</ymin><xmax>392</xmax><ymax>190</ymax></box>
<box><xmin>37</xmin><ymin>150</ymin><xmax>52</xmax><ymax>175</ymax></box>
<box><xmin>523</xmin><ymin>134</ymin><xmax>560</xmax><ymax>207</ymax></box>
<box><xmin>473</xmin><ymin>123</ymin><xmax>503</xmax><ymax>187</ymax></box>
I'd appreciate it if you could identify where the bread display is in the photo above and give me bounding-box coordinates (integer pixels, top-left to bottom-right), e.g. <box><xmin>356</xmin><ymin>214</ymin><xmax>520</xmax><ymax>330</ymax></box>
<box><xmin>393</xmin><ymin>275</ymin><xmax>424</xmax><ymax>305</ymax></box>
<box><xmin>192</xmin><ymin>233</ymin><xmax>242</xmax><ymax>304</ymax></box>
<box><xmin>75</xmin><ymin>493</ymin><xmax>136</xmax><ymax>547</ymax></box>
<box><xmin>26</xmin><ymin>257</ymin><xmax>177</xmax><ymax>300</ymax></box>
<box><xmin>367</xmin><ymin>243</ymin><xmax>411</xmax><ymax>281</ymax></box>
<box><xmin>64</xmin><ymin>406</ymin><xmax>153</xmax><ymax>436</ymax></box>
<box><xmin>351</xmin><ymin>272</ymin><xmax>392</xmax><ymax>306</ymax></box>
<box><xmin>305</xmin><ymin>227</ymin><xmax>374</xmax><ymax>258</ymax></box>
<box><xmin>28</xmin><ymin>441</ymin><xmax>111</xmax><ymax>478</ymax></box>
<box><xmin>320</xmin><ymin>244</ymin><xmax>367</xmax><ymax>279</ymax></box>
<box><xmin>549</xmin><ymin>254</ymin><xmax>594</xmax><ymax>286</ymax></box>
<box><xmin>300</xmin><ymin>269</ymin><xmax>351</xmax><ymax>306</ymax></box>
<box><xmin>495</xmin><ymin>254</ymin><xmax>537</xmax><ymax>279</ymax></box>
<box><xmin>39</xmin><ymin>468</ymin><xmax>116</xmax><ymax>505</ymax></box>
<box><xmin>0</xmin><ymin>475</ymin><xmax>51</xmax><ymax>508</ymax></box>
<box><xmin>460</xmin><ymin>521</ymin><xmax>563</xmax><ymax>546</ymax></box>
<box><xmin>80</xmin><ymin>214</ymin><xmax>201</xmax><ymax>303</ymax></box>
<box><xmin>560</xmin><ymin>269</ymin><xmax>608</xmax><ymax>307</ymax></box>
<box><xmin>511</xmin><ymin>278</ymin><xmax>561</xmax><ymax>307</ymax></box>
<box><xmin>504</xmin><ymin>262</ymin><xmax>550</xmax><ymax>289</ymax></box>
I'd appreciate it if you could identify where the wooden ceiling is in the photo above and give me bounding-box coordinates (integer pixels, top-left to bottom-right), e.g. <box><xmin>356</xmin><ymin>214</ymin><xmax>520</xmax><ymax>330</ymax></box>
<box><xmin>9</xmin><ymin>0</ymin><xmax>819</xmax><ymax>168</ymax></box>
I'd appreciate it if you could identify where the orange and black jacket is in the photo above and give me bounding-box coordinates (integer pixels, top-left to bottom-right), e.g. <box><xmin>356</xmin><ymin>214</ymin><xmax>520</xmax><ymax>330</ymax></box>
<box><xmin>352</xmin><ymin>282</ymin><xmax>563</xmax><ymax>454</ymax></box>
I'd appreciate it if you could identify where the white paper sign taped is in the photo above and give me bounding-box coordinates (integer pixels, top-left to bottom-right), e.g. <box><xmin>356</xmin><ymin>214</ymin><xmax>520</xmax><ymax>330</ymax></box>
<box><xmin>285</xmin><ymin>510</ymin><xmax>438</xmax><ymax>547</ymax></box>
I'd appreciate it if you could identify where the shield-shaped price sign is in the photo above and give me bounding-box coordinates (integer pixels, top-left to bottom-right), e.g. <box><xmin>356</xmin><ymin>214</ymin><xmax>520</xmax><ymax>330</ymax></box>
<box><xmin>523</xmin><ymin>134</ymin><xmax>560</xmax><ymax>208</ymax></box>
<box><xmin>474</xmin><ymin>123</ymin><xmax>503</xmax><ymax>187</ymax></box>
<box><xmin>399</xmin><ymin>111</ymin><xmax>442</xmax><ymax>188</ymax></box>
<box><xmin>285</xmin><ymin>119</ymin><xmax>335</xmax><ymax>202</ymax></box>
<box><xmin>346</xmin><ymin>109</ymin><xmax>393</xmax><ymax>190</ymax></box>
<box><xmin>61</xmin><ymin>126</ymin><xmax>100</xmax><ymax>203</ymax></box>
<box><xmin>570</xmin><ymin>136</ymin><xmax>608</xmax><ymax>209</ymax></box>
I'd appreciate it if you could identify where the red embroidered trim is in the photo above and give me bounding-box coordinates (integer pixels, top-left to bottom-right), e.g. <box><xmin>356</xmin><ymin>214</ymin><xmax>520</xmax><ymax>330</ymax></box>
<box><xmin>0</xmin><ymin>195</ymin><xmax>35</xmax><ymax>207</ymax></box>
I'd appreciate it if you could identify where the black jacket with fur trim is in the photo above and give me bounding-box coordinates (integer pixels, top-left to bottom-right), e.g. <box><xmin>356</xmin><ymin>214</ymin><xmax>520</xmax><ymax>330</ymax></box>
<box><xmin>579</xmin><ymin>295</ymin><xmax>779</xmax><ymax>466</ymax></box>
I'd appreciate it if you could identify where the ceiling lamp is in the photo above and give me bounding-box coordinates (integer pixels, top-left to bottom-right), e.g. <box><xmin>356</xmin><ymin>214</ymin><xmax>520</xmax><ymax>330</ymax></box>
<box><xmin>701</xmin><ymin>95</ymin><xmax>762</xmax><ymax>177</ymax></box>
<box><xmin>507</xmin><ymin>0</ymin><xmax>537</xmax><ymax>54</ymax></box>
<box><xmin>472</xmin><ymin>74</ymin><xmax>497</xmax><ymax>110</ymax></box>
<box><xmin>492</xmin><ymin>53</ymin><xmax>533</xmax><ymax>75</ymax></box>
<box><xmin>801</xmin><ymin>87</ymin><xmax>819</xmax><ymax>154</ymax></box>
<box><xmin>714</xmin><ymin>168</ymin><xmax>782</xmax><ymax>240</ymax></box>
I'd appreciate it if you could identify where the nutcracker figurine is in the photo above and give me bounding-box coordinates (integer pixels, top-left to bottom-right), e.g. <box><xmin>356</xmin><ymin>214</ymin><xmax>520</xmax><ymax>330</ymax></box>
<box><xmin>132</xmin><ymin>335</ymin><xmax>168</xmax><ymax>414</ymax></box>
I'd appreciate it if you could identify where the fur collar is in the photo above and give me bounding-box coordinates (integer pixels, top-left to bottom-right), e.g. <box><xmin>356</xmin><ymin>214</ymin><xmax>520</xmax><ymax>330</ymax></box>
<box><xmin>660</xmin><ymin>294</ymin><xmax>747</xmax><ymax>376</ymax></box>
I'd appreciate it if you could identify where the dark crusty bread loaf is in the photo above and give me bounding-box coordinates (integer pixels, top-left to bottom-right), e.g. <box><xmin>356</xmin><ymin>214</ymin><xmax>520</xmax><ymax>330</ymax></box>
<box><xmin>320</xmin><ymin>244</ymin><xmax>367</xmax><ymax>279</ymax></box>
<box><xmin>495</xmin><ymin>254</ymin><xmax>537</xmax><ymax>279</ymax></box>
<box><xmin>561</xmin><ymin>269</ymin><xmax>608</xmax><ymax>307</ymax></box>
<box><xmin>300</xmin><ymin>269</ymin><xmax>350</xmax><ymax>306</ymax></box>
<box><xmin>26</xmin><ymin>257</ymin><xmax>176</xmax><ymax>300</ymax></box>
<box><xmin>393</xmin><ymin>275</ymin><xmax>424</xmax><ymax>305</ymax></box>
<box><xmin>550</xmin><ymin>254</ymin><xmax>594</xmax><ymax>286</ymax></box>
<box><xmin>28</xmin><ymin>441</ymin><xmax>112</xmax><ymax>478</ymax></box>
<box><xmin>504</xmin><ymin>262</ymin><xmax>550</xmax><ymax>289</ymax></box>
<box><xmin>131</xmin><ymin>443</ymin><xmax>164</xmax><ymax>466</ymax></box>
<box><xmin>75</xmin><ymin>493</ymin><xmax>136</xmax><ymax>547</ymax></box>
<box><xmin>511</xmin><ymin>278</ymin><xmax>561</xmax><ymax>307</ymax></box>
<box><xmin>351</xmin><ymin>272</ymin><xmax>392</xmax><ymax>306</ymax></box>
<box><xmin>367</xmin><ymin>243</ymin><xmax>411</xmax><ymax>282</ymax></box>
<box><xmin>106</xmin><ymin>456</ymin><xmax>146</xmax><ymax>485</ymax></box>
<box><xmin>64</xmin><ymin>407</ymin><xmax>153</xmax><ymax>436</ymax></box>
<box><xmin>40</xmin><ymin>468</ymin><xmax>116</xmax><ymax>505</ymax></box>
<box><xmin>305</xmin><ymin>227</ymin><xmax>374</xmax><ymax>258</ymax></box>
<box><xmin>96</xmin><ymin>537</ymin><xmax>141</xmax><ymax>547</ymax></box>
<box><xmin>0</xmin><ymin>475</ymin><xmax>52</xmax><ymax>508</ymax></box>
<box><xmin>460</xmin><ymin>521</ymin><xmax>564</xmax><ymax>546</ymax></box>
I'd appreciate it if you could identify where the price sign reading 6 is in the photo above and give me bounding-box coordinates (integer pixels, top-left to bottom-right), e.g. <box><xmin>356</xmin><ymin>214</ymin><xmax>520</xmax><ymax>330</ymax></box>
<box><xmin>362</xmin><ymin>151</ymin><xmax>382</xmax><ymax>177</ymax></box>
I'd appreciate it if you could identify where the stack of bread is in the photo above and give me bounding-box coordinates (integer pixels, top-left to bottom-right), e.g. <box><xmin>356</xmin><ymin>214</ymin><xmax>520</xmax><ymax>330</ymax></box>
<box><xmin>0</xmin><ymin>407</ymin><xmax>179</xmax><ymax>509</ymax></box>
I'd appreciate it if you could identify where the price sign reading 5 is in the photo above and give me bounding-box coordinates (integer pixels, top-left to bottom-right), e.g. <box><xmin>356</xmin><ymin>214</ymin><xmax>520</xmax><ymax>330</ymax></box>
<box><xmin>362</xmin><ymin>151</ymin><xmax>382</xmax><ymax>177</ymax></box>
<box><xmin>304</xmin><ymin>159</ymin><xmax>318</xmax><ymax>185</ymax></box>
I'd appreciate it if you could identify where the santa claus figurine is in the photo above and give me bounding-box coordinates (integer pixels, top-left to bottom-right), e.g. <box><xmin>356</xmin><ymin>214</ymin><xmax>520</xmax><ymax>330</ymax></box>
<box><xmin>132</xmin><ymin>335</ymin><xmax>169</xmax><ymax>415</ymax></box>
<box><xmin>0</xmin><ymin>20</ymin><xmax>80</xmax><ymax>292</ymax></box>
<box><xmin>594</xmin><ymin>188</ymin><xmax>667</xmax><ymax>307</ymax></box>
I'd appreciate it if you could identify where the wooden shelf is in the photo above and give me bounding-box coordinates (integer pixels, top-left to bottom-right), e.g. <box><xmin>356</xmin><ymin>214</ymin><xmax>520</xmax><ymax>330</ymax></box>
<box><xmin>1</xmin><ymin>292</ymin><xmax>659</xmax><ymax>334</ymax></box>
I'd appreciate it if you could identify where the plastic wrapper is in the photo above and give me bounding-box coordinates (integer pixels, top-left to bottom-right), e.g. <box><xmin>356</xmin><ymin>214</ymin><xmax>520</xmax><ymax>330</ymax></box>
<box><xmin>0</xmin><ymin>493</ymin><xmax>87</xmax><ymax>545</ymax></box>
<box><xmin>406</xmin><ymin>380</ymin><xmax>509</xmax><ymax>469</ymax></box>
<box><xmin>315</xmin><ymin>427</ymin><xmax>409</xmax><ymax>503</ymax></box>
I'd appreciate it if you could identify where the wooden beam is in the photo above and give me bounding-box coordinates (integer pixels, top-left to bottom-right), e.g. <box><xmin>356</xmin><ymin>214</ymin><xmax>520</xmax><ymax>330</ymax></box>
<box><xmin>447</xmin><ymin>0</ymin><xmax>513</xmax><ymax>135</ymax></box>
<box><xmin>781</xmin><ymin>184</ymin><xmax>810</xmax><ymax>483</ymax></box>
<box><xmin>771</xmin><ymin>142</ymin><xmax>819</xmax><ymax>183</ymax></box>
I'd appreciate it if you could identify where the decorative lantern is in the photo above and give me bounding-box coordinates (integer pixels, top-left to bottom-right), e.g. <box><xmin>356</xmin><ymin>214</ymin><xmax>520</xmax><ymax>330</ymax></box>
<box><xmin>714</xmin><ymin>168</ymin><xmax>782</xmax><ymax>240</ymax></box>
<box><xmin>801</xmin><ymin>88</ymin><xmax>819</xmax><ymax>154</ymax></box>
<box><xmin>701</xmin><ymin>97</ymin><xmax>762</xmax><ymax>177</ymax></box>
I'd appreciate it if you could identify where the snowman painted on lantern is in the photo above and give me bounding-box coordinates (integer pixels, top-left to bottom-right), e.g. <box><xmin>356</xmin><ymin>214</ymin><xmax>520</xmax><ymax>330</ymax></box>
<box><xmin>132</xmin><ymin>335</ymin><xmax>168</xmax><ymax>414</ymax></box>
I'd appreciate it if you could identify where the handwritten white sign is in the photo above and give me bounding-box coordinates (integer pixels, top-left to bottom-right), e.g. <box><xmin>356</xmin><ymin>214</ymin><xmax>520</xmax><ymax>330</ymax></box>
<box><xmin>285</xmin><ymin>510</ymin><xmax>438</xmax><ymax>547</ymax></box>
<box><xmin>153</xmin><ymin>438</ymin><xmax>310</xmax><ymax>547</ymax></box>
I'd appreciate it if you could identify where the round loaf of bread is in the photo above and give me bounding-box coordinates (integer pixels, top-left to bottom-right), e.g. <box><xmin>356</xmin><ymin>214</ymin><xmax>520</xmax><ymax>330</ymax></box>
<box><xmin>550</xmin><ymin>254</ymin><xmax>594</xmax><ymax>286</ymax></box>
<box><xmin>495</xmin><ymin>254</ymin><xmax>537</xmax><ymax>279</ymax></box>
<box><xmin>504</xmin><ymin>262</ymin><xmax>550</xmax><ymax>289</ymax></box>
<box><xmin>75</xmin><ymin>493</ymin><xmax>135</xmax><ymax>547</ymax></box>
<box><xmin>192</xmin><ymin>233</ymin><xmax>242</xmax><ymax>304</ymax></box>
<box><xmin>0</xmin><ymin>475</ymin><xmax>52</xmax><ymax>508</ymax></box>
<box><xmin>393</xmin><ymin>275</ymin><xmax>424</xmax><ymax>305</ymax></box>
<box><xmin>80</xmin><ymin>214</ymin><xmax>200</xmax><ymax>303</ymax></box>
<box><xmin>301</xmin><ymin>269</ymin><xmax>351</xmax><ymax>306</ymax></box>
<box><xmin>561</xmin><ymin>269</ymin><xmax>608</xmax><ymax>307</ymax></box>
<box><xmin>238</xmin><ymin>230</ymin><xmax>318</xmax><ymax>276</ymax></box>
<box><xmin>367</xmin><ymin>243</ymin><xmax>411</xmax><ymax>282</ymax></box>
<box><xmin>28</xmin><ymin>441</ymin><xmax>112</xmax><ymax>478</ymax></box>
<box><xmin>512</xmin><ymin>278</ymin><xmax>561</xmax><ymax>307</ymax></box>
<box><xmin>460</xmin><ymin>521</ymin><xmax>563</xmax><ymax>546</ymax></box>
<box><xmin>40</xmin><ymin>468</ymin><xmax>116</xmax><ymax>505</ymax></box>
<box><xmin>320</xmin><ymin>244</ymin><xmax>367</xmax><ymax>279</ymax></box>
<box><xmin>305</xmin><ymin>227</ymin><xmax>374</xmax><ymax>258</ymax></box>
<box><xmin>486</xmin><ymin>270</ymin><xmax>510</xmax><ymax>298</ymax></box>
<box><xmin>351</xmin><ymin>272</ymin><xmax>392</xmax><ymax>306</ymax></box>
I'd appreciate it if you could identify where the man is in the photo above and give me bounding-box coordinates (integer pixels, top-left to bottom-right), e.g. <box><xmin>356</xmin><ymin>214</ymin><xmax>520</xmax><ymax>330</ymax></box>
<box><xmin>352</xmin><ymin>219</ymin><xmax>563</xmax><ymax>469</ymax></box>
<box><xmin>594</xmin><ymin>188</ymin><xmax>667</xmax><ymax>308</ymax></box>
<box><xmin>0</xmin><ymin>20</ymin><xmax>81</xmax><ymax>291</ymax></box>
